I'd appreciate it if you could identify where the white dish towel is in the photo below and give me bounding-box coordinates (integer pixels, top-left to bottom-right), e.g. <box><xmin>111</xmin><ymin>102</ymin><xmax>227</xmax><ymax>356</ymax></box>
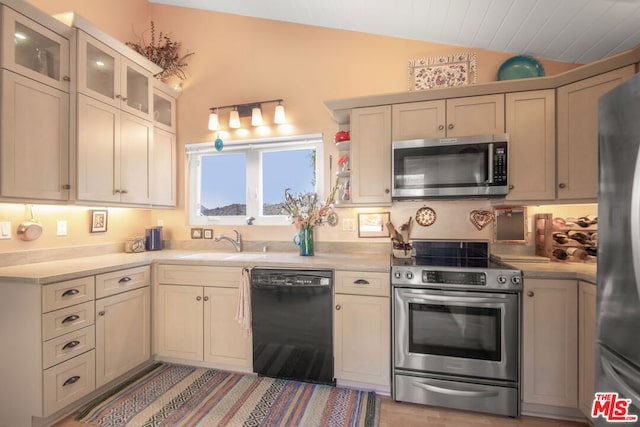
<box><xmin>236</xmin><ymin>268</ymin><xmax>252</xmax><ymax>337</ymax></box>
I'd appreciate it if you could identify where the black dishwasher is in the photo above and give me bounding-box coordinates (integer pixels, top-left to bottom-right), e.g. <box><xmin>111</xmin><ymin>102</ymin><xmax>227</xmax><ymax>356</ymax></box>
<box><xmin>251</xmin><ymin>268</ymin><xmax>334</xmax><ymax>385</ymax></box>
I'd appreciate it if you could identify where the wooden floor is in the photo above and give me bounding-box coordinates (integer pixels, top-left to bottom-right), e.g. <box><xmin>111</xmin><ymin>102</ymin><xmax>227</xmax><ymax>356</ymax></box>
<box><xmin>53</xmin><ymin>396</ymin><xmax>589</xmax><ymax>427</ymax></box>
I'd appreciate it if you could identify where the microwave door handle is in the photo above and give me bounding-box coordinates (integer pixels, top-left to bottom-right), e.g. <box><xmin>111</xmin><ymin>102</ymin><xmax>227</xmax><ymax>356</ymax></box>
<box><xmin>487</xmin><ymin>143</ymin><xmax>494</xmax><ymax>184</ymax></box>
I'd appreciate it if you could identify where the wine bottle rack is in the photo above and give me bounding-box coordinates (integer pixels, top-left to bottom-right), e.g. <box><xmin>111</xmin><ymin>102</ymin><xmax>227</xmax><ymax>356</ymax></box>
<box><xmin>535</xmin><ymin>213</ymin><xmax>597</xmax><ymax>263</ymax></box>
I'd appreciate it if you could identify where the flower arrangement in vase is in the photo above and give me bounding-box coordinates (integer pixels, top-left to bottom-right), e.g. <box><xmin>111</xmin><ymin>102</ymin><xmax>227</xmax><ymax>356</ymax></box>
<box><xmin>282</xmin><ymin>183</ymin><xmax>338</xmax><ymax>256</ymax></box>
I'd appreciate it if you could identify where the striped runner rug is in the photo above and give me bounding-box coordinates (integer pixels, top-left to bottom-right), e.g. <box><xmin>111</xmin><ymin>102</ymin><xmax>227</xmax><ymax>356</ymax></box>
<box><xmin>76</xmin><ymin>363</ymin><xmax>379</xmax><ymax>427</ymax></box>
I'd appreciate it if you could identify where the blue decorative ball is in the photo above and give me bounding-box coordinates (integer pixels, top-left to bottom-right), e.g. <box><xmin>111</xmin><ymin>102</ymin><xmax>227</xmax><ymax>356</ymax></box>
<box><xmin>214</xmin><ymin>137</ymin><xmax>223</xmax><ymax>151</ymax></box>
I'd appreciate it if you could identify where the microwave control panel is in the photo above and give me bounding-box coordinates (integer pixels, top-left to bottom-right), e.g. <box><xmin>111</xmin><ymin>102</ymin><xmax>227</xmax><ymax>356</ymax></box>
<box><xmin>493</xmin><ymin>145</ymin><xmax>507</xmax><ymax>184</ymax></box>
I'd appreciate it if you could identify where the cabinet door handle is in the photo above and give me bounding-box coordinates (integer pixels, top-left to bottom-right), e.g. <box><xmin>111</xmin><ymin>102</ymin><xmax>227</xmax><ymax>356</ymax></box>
<box><xmin>448</xmin><ymin>123</ymin><xmax>454</xmax><ymax>130</ymax></box>
<box><xmin>114</xmin><ymin>189</ymin><xmax>121</xmax><ymax>194</ymax></box>
<box><xmin>438</xmin><ymin>125</ymin><xmax>444</xmax><ymax>130</ymax></box>
<box><xmin>62</xmin><ymin>340</ymin><xmax>81</xmax><ymax>351</ymax></box>
<box><xmin>335</xmin><ymin>304</ymin><xmax>341</xmax><ymax>310</ymax></box>
<box><xmin>385</xmin><ymin>188</ymin><xmax>390</xmax><ymax>194</ymax></box>
<box><xmin>62</xmin><ymin>314</ymin><xmax>80</xmax><ymax>323</ymax></box>
<box><xmin>98</xmin><ymin>311</ymin><xmax>106</xmax><ymax>316</ymax></box>
<box><xmin>61</xmin><ymin>289</ymin><xmax>80</xmax><ymax>297</ymax></box>
<box><xmin>118</xmin><ymin>276</ymin><xmax>132</xmax><ymax>283</ymax></box>
<box><xmin>62</xmin><ymin>184</ymin><xmax>71</xmax><ymax>189</ymax></box>
<box><xmin>353</xmin><ymin>279</ymin><xmax>370</xmax><ymax>285</ymax></box>
<box><xmin>62</xmin><ymin>76</ymin><xmax>71</xmax><ymax>82</ymax></box>
<box><xmin>196</xmin><ymin>296</ymin><xmax>202</xmax><ymax>301</ymax></box>
<box><xmin>527</xmin><ymin>291</ymin><xmax>534</xmax><ymax>297</ymax></box>
<box><xmin>122</xmin><ymin>97</ymin><xmax>128</xmax><ymax>102</ymax></box>
<box><xmin>62</xmin><ymin>376</ymin><xmax>81</xmax><ymax>387</ymax></box>
<box><xmin>509</xmin><ymin>185</ymin><xmax>514</xmax><ymax>190</ymax></box>
<box><xmin>120</xmin><ymin>189</ymin><xmax>128</xmax><ymax>194</ymax></box>
<box><xmin>558</xmin><ymin>183</ymin><xmax>566</xmax><ymax>189</ymax></box>
<box><xmin>203</xmin><ymin>296</ymin><xmax>209</xmax><ymax>301</ymax></box>
<box><xmin>116</xmin><ymin>94</ymin><xmax>122</xmax><ymax>99</ymax></box>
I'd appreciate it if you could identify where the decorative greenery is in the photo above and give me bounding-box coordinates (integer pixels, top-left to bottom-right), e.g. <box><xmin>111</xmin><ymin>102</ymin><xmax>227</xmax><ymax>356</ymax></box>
<box><xmin>126</xmin><ymin>21</ymin><xmax>194</xmax><ymax>80</ymax></box>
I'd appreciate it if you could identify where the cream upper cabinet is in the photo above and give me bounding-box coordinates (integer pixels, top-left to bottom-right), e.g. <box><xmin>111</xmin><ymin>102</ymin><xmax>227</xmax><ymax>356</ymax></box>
<box><xmin>150</xmin><ymin>83</ymin><xmax>178</xmax><ymax>207</ymax></box>
<box><xmin>556</xmin><ymin>66</ymin><xmax>635</xmax><ymax>200</ymax></box>
<box><xmin>445</xmin><ymin>94</ymin><xmax>505</xmax><ymax>137</ymax></box>
<box><xmin>334</xmin><ymin>270</ymin><xmax>390</xmax><ymax>390</ymax></box>
<box><xmin>522</xmin><ymin>278</ymin><xmax>578</xmax><ymax>409</ymax></box>
<box><xmin>392</xmin><ymin>100</ymin><xmax>446</xmax><ymax>140</ymax></box>
<box><xmin>1</xmin><ymin>6</ymin><xmax>70</xmax><ymax>92</ymax></box>
<box><xmin>505</xmin><ymin>90</ymin><xmax>556</xmax><ymax>201</ymax></box>
<box><xmin>77</xmin><ymin>94</ymin><xmax>151</xmax><ymax>204</ymax></box>
<box><xmin>151</xmin><ymin>128</ymin><xmax>177</xmax><ymax>206</ymax></box>
<box><xmin>391</xmin><ymin>95</ymin><xmax>504</xmax><ymax>141</ymax></box>
<box><xmin>77</xmin><ymin>31</ymin><xmax>153</xmax><ymax>121</ymax></box>
<box><xmin>350</xmin><ymin>105</ymin><xmax>392</xmax><ymax>204</ymax></box>
<box><xmin>578</xmin><ymin>281</ymin><xmax>597</xmax><ymax>419</ymax></box>
<box><xmin>1</xmin><ymin>70</ymin><xmax>70</xmax><ymax>201</ymax></box>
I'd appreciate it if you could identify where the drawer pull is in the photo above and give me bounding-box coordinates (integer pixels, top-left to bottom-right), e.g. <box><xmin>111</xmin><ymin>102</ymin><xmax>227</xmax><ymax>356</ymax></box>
<box><xmin>118</xmin><ymin>276</ymin><xmax>132</xmax><ymax>283</ymax></box>
<box><xmin>353</xmin><ymin>279</ymin><xmax>370</xmax><ymax>285</ymax></box>
<box><xmin>62</xmin><ymin>340</ymin><xmax>81</xmax><ymax>351</ymax></box>
<box><xmin>62</xmin><ymin>289</ymin><xmax>80</xmax><ymax>297</ymax></box>
<box><xmin>63</xmin><ymin>376</ymin><xmax>81</xmax><ymax>387</ymax></box>
<box><xmin>62</xmin><ymin>314</ymin><xmax>80</xmax><ymax>324</ymax></box>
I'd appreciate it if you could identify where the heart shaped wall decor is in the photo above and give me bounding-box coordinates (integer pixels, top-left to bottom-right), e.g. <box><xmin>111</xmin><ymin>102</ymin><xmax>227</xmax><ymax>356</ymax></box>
<box><xmin>469</xmin><ymin>210</ymin><xmax>494</xmax><ymax>231</ymax></box>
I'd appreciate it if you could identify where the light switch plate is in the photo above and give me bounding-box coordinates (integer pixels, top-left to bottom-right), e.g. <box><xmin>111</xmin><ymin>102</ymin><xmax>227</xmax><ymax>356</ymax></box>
<box><xmin>0</xmin><ymin>221</ymin><xmax>11</xmax><ymax>239</ymax></box>
<box><xmin>57</xmin><ymin>220</ymin><xmax>67</xmax><ymax>236</ymax></box>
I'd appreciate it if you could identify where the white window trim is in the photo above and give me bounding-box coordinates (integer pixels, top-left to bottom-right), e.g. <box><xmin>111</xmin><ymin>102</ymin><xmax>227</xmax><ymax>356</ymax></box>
<box><xmin>186</xmin><ymin>134</ymin><xmax>324</xmax><ymax>226</ymax></box>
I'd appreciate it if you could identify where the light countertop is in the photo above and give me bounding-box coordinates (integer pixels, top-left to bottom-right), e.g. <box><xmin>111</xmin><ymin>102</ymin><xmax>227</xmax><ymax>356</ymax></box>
<box><xmin>493</xmin><ymin>254</ymin><xmax>597</xmax><ymax>283</ymax></box>
<box><xmin>0</xmin><ymin>250</ymin><xmax>391</xmax><ymax>284</ymax></box>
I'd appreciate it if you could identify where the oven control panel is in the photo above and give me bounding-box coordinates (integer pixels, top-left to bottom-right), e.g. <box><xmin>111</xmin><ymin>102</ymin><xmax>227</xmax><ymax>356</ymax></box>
<box><xmin>392</xmin><ymin>267</ymin><xmax>522</xmax><ymax>291</ymax></box>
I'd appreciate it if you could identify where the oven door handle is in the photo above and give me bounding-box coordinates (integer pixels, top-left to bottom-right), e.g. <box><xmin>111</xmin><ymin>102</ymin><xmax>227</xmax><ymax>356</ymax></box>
<box><xmin>407</xmin><ymin>294</ymin><xmax>508</xmax><ymax>304</ymax></box>
<box><xmin>413</xmin><ymin>380</ymin><xmax>500</xmax><ymax>398</ymax></box>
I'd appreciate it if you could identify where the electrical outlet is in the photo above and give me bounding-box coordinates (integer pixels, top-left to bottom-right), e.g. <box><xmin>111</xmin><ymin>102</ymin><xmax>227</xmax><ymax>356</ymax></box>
<box><xmin>57</xmin><ymin>220</ymin><xmax>67</xmax><ymax>236</ymax></box>
<box><xmin>342</xmin><ymin>217</ymin><xmax>355</xmax><ymax>231</ymax></box>
<box><xmin>157</xmin><ymin>219</ymin><xmax>164</xmax><ymax>227</ymax></box>
<box><xmin>0</xmin><ymin>221</ymin><xmax>11</xmax><ymax>239</ymax></box>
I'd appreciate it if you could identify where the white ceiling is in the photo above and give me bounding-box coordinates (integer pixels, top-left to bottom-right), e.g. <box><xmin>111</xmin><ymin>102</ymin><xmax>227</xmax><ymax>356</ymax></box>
<box><xmin>150</xmin><ymin>0</ymin><xmax>640</xmax><ymax>64</ymax></box>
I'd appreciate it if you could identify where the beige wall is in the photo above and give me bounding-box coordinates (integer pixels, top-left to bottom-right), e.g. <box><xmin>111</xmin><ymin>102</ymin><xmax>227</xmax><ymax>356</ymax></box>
<box><xmin>0</xmin><ymin>1</ymin><xmax>581</xmax><ymax>254</ymax></box>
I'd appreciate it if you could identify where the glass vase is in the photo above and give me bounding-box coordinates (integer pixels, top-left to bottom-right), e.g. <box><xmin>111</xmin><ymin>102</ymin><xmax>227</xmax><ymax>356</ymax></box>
<box><xmin>295</xmin><ymin>226</ymin><xmax>315</xmax><ymax>256</ymax></box>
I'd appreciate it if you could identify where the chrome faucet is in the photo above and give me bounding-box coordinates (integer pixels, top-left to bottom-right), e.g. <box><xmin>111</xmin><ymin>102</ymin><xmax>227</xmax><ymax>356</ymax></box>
<box><xmin>214</xmin><ymin>229</ymin><xmax>243</xmax><ymax>252</ymax></box>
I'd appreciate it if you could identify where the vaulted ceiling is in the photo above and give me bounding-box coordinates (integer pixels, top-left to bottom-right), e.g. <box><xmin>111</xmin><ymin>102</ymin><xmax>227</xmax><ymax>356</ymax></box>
<box><xmin>150</xmin><ymin>0</ymin><xmax>640</xmax><ymax>64</ymax></box>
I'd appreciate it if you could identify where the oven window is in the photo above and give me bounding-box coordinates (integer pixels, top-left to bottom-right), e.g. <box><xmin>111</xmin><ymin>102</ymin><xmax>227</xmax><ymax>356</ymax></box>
<box><xmin>408</xmin><ymin>303</ymin><xmax>501</xmax><ymax>361</ymax></box>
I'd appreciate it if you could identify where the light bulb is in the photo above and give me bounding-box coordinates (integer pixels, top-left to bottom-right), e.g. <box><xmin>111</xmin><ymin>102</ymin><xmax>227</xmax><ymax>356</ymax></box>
<box><xmin>229</xmin><ymin>109</ymin><xmax>241</xmax><ymax>128</ymax></box>
<box><xmin>208</xmin><ymin>111</ymin><xmax>219</xmax><ymax>130</ymax></box>
<box><xmin>251</xmin><ymin>107</ymin><xmax>263</xmax><ymax>126</ymax></box>
<box><xmin>274</xmin><ymin>104</ymin><xmax>286</xmax><ymax>124</ymax></box>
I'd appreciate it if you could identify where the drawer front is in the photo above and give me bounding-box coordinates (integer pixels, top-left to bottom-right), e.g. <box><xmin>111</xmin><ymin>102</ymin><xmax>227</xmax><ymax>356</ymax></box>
<box><xmin>157</xmin><ymin>264</ymin><xmax>241</xmax><ymax>288</ymax></box>
<box><xmin>335</xmin><ymin>271</ymin><xmax>390</xmax><ymax>297</ymax></box>
<box><xmin>43</xmin><ymin>350</ymin><xmax>96</xmax><ymax>416</ymax></box>
<box><xmin>42</xmin><ymin>301</ymin><xmax>95</xmax><ymax>341</ymax></box>
<box><xmin>96</xmin><ymin>266</ymin><xmax>150</xmax><ymax>298</ymax></box>
<box><xmin>43</xmin><ymin>326</ymin><xmax>95</xmax><ymax>369</ymax></box>
<box><xmin>42</xmin><ymin>276</ymin><xmax>95</xmax><ymax>313</ymax></box>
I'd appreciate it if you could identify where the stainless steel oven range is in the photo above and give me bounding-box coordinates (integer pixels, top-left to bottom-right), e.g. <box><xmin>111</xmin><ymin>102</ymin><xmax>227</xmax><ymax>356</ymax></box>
<box><xmin>392</xmin><ymin>240</ymin><xmax>522</xmax><ymax>417</ymax></box>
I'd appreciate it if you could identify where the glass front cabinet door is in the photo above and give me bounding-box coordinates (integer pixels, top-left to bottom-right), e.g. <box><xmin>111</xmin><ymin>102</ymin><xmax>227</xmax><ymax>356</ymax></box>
<box><xmin>77</xmin><ymin>31</ymin><xmax>152</xmax><ymax>121</ymax></box>
<box><xmin>1</xmin><ymin>6</ymin><xmax>70</xmax><ymax>92</ymax></box>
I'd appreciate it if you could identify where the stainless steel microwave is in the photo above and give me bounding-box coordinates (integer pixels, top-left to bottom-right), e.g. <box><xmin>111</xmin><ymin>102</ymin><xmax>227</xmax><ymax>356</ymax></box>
<box><xmin>392</xmin><ymin>134</ymin><xmax>509</xmax><ymax>199</ymax></box>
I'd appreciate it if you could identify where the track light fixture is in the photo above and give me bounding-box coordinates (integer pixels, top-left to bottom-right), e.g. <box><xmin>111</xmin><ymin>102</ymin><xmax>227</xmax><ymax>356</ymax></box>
<box><xmin>208</xmin><ymin>99</ymin><xmax>285</xmax><ymax>130</ymax></box>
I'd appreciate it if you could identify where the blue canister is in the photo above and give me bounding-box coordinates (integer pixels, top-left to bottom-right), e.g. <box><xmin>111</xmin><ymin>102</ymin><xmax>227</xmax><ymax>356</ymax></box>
<box><xmin>145</xmin><ymin>226</ymin><xmax>163</xmax><ymax>251</ymax></box>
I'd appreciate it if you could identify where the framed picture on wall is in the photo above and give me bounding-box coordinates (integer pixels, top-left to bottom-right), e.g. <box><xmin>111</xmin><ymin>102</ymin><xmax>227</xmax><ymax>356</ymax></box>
<box><xmin>358</xmin><ymin>212</ymin><xmax>390</xmax><ymax>238</ymax></box>
<box><xmin>90</xmin><ymin>210</ymin><xmax>108</xmax><ymax>233</ymax></box>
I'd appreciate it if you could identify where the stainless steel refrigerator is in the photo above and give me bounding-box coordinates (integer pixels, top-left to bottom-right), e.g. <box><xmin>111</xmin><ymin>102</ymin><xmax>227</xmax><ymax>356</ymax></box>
<box><xmin>596</xmin><ymin>71</ymin><xmax>640</xmax><ymax>425</ymax></box>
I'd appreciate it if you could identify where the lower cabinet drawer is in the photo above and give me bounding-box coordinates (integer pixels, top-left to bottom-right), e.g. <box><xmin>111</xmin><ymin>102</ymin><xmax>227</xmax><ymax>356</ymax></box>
<box><xmin>42</xmin><ymin>301</ymin><xmax>95</xmax><ymax>341</ymax></box>
<box><xmin>43</xmin><ymin>350</ymin><xmax>96</xmax><ymax>416</ymax></box>
<box><xmin>335</xmin><ymin>271</ymin><xmax>390</xmax><ymax>297</ymax></box>
<box><xmin>96</xmin><ymin>266</ymin><xmax>150</xmax><ymax>298</ymax></box>
<box><xmin>43</xmin><ymin>326</ymin><xmax>95</xmax><ymax>369</ymax></box>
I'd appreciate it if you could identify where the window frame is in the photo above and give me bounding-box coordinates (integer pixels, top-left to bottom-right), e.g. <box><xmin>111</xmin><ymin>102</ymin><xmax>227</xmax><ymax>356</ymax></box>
<box><xmin>187</xmin><ymin>134</ymin><xmax>324</xmax><ymax>226</ymax></box>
